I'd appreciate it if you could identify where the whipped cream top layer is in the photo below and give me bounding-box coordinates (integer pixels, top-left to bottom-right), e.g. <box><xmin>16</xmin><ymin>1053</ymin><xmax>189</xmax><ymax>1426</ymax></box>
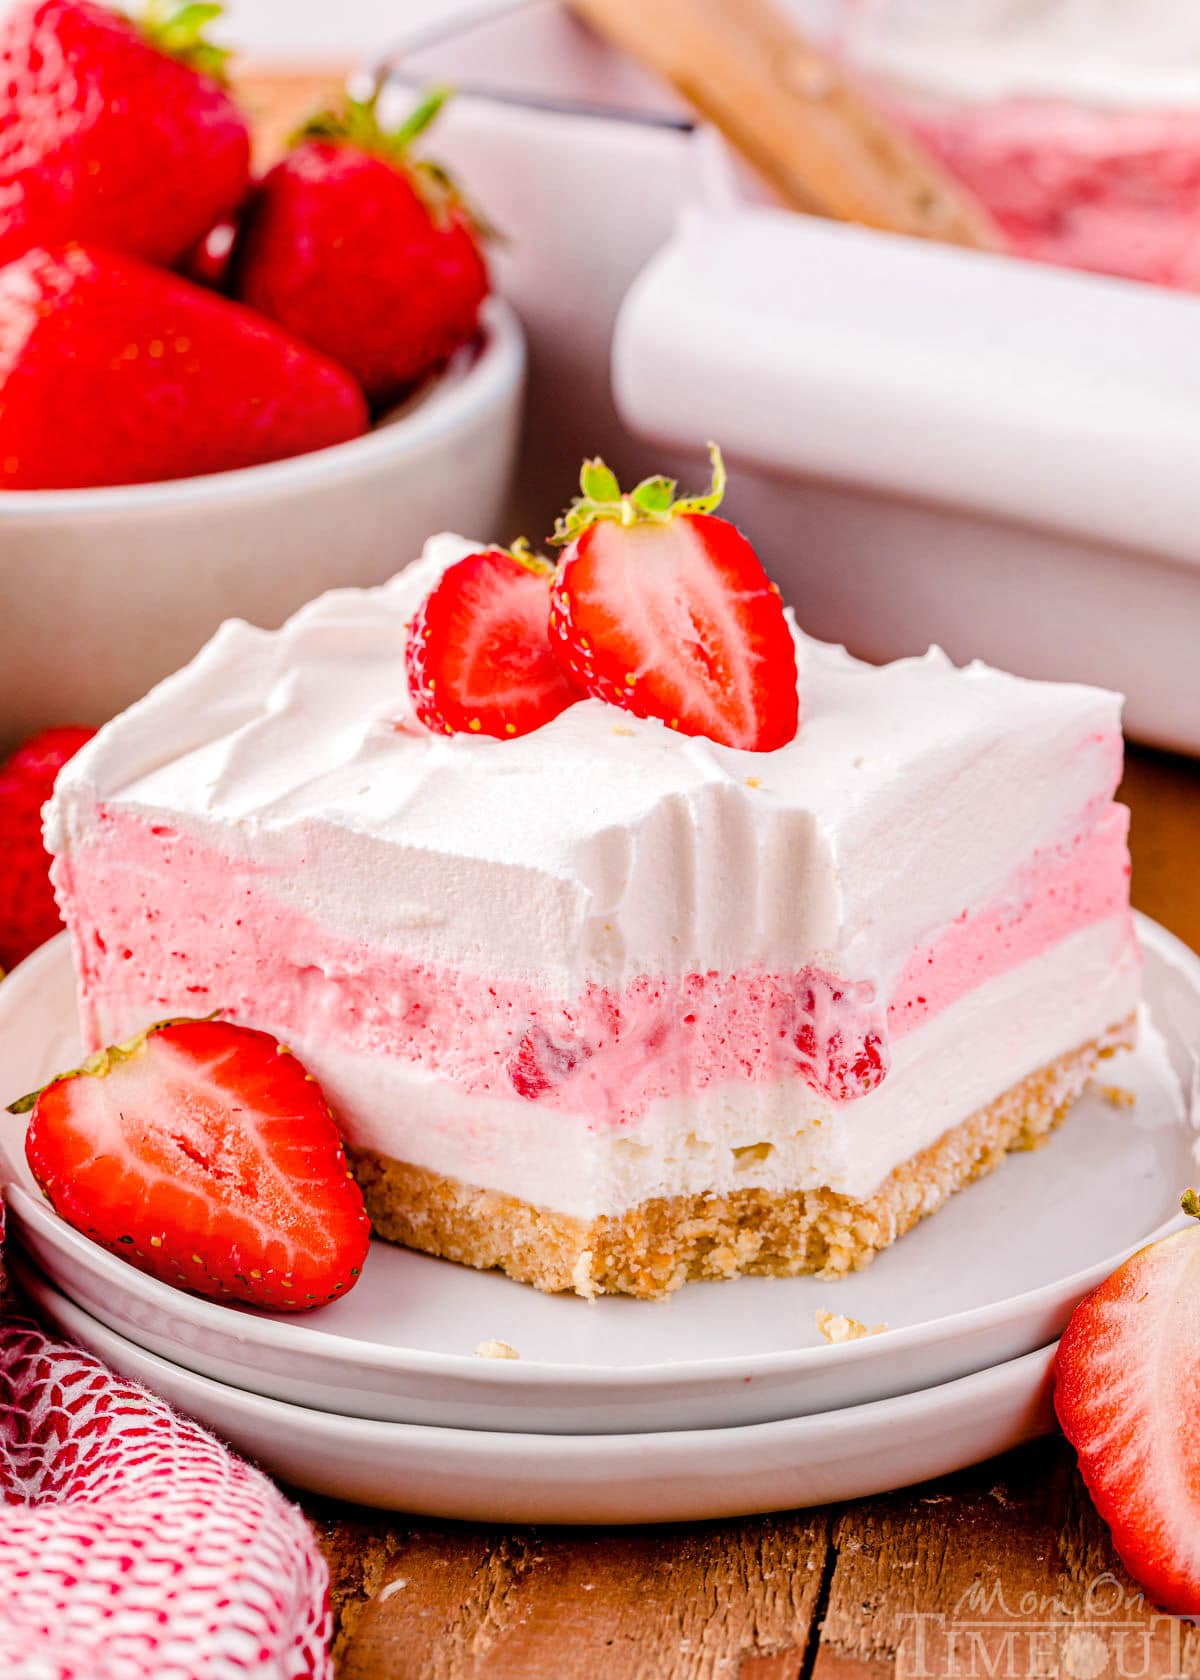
<box><xmin>825</xmin><ymin>0</ymin><xmax>1200</xmax><ymax>110</ymax></box>
<box><xmin>50</xmin><ymin>534</ymin><xmax>1123</xmax><ymax>994</ymax></box>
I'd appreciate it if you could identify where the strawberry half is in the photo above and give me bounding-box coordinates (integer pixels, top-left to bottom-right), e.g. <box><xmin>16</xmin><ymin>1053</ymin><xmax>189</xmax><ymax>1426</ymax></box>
<box><xmin>10</xmin><ymin>1018</ymin><xmax>372</xmax><ymax>1312</ymax></box>
<box><xmin>1054</xmin><ymin>1190</ymin><xmax>1200</xmax><ymax>1615</ymax></box>
<box><xmin>549</xmin><ymin>445</ymin><xmax>800</xmax><ymax>752</ymax></box>
<box><xmin>406</xmin><ymin>543</ymin><xmax>580</xmax><ymax>739</ymax></box>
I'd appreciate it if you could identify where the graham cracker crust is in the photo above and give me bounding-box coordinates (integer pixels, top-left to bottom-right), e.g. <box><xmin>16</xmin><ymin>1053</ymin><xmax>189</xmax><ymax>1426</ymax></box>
<box><xmin>347</xmin><ymin>1016</ymin><xmax>1136</xmax><ymax>1299</ymax></box>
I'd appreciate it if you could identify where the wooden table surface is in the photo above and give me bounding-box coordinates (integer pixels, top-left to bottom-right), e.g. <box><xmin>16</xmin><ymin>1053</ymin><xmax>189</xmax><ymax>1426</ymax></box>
<box><xmin>232</xmin><ymin>71</ymin><xmax>1200</xmax><ymax>1680</ymax></box>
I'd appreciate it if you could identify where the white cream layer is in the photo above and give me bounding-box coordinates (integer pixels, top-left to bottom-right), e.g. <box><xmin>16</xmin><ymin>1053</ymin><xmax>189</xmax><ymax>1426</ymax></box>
<box><xmin>84</xmin><ymin>917</ymin><xmax>1133</xmax><ymax>1221</ymax></box>
<box><xmin>49</xmin><ymin>535</ymin><xmax>1123</xmax><ymax>1008</ymax></box>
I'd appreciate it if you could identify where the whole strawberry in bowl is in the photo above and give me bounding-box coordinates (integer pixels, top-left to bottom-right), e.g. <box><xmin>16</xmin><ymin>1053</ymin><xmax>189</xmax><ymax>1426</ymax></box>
<box><xmin>0</xmin><ymin>46</ymin><xmax>520</xmax><ymax>739</ymax></box>
<box><xmin>0</xmin><ymin>244</ymin><xmax>369</xmax><ymax>489</ymax></box>
<box><xmin>232</xmin><ymin>87</ymin><xmax>490</xmax><ymax>407</ymax></box>
<box><xmin>0</xmin><ymin>0</ymin><xmax>250</xmax><ymax>268</ymax></box>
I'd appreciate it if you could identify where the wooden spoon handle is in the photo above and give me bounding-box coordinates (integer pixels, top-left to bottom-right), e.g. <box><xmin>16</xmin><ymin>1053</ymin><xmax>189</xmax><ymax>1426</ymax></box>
<box><xmin>568</xmin><ymin>0</ymin><xmax>1004</xmax><ymax>250</ymax></box>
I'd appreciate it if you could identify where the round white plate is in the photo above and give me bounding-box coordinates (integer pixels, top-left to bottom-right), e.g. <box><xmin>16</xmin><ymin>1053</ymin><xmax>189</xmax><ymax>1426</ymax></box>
<box><xmin>1</xmin><ymin>918</ymin><xmax>1194</xmax><ymax>1433</ymax></box>
<box><xmin>16</xmin><ymin>1257</ymin><xmax>1059</xmax><ymax>1524</ymax></box>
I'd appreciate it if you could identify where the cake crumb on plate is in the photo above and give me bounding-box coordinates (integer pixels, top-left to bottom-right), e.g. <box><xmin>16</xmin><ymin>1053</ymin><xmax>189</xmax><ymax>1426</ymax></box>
<box><xmin>816</xmin><ymin>1310</ymin><xmax>888</xmax><ymax>1345</ymax></box>
<box><xmin>1097</xmin><ymin>1084</ymin><xmax>1136</xmax><ymax>1109</ymax></box>
<box><xmin>474</xmin><ymin>1338</ymin><xmax>520</xmax><ymax>1360</ymax></box>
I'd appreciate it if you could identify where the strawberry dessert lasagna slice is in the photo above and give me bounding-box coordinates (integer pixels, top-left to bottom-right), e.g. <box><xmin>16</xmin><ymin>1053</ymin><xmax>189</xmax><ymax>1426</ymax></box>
<box><xmin>46</xmin><ymin>463</ymin><xmax>1140</xmax><ymax>1299</ymax></box>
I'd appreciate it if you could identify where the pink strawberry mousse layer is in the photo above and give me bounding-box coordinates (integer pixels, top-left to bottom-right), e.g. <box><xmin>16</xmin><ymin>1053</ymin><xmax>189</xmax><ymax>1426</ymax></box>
<box><xmin>53</xmin><ymin>799</ymin><xmax>1132</xmax><ymax>1130</ymax></box>
<box><xmin>833</xmin><ymin>4</ymin><xmax>1200</xmax><ymax>292</ymax></box>
<box><xmin>895</xmin><ymin>97</ymin><xmax>1200</xmax><ymax>289</ymax></box>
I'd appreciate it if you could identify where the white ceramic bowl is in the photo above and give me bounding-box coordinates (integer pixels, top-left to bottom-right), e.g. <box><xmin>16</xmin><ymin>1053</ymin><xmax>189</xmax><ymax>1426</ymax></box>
<box><xmin>0</xmin><ymin>298</ymin><xmax>524</xmax><ymax>747</ymax></box>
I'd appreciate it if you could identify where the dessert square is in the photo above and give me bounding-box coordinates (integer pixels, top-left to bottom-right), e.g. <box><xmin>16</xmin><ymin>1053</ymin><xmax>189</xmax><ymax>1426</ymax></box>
<box><xmin>47</xmin><ymin>534</ymin><xmax>1139</xmax><ymax>1298</ymax></box>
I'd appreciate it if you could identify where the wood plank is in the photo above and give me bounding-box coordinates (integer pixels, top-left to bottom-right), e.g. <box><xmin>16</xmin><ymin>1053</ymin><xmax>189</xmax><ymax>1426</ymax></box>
<box><xmin>312</xmin><ymin>1440</ymin><xmax>1200</xmax><ymax>1680</ymax></box>
<box><xmin>813</xmin><ymin>1439</ymin><xmax>1200</xmax><ymax>1680</ymax></box>
<box><xmin>1122</xmin><ymin>747</ymin><xmax>1200</xmax><ymax>949</ymax></box>
<box><xmin>313</xmin><ymin>1508</ymin><xmax>830</xmax><ymax>1678</ymax></box>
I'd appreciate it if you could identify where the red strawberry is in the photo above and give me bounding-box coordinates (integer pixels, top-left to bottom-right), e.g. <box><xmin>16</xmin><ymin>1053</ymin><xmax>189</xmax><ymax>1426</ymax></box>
<box><xmin>1054</xmin><ymin>1190</ymin><xmax>1200</xmax><ymax>1616</ymax></box>
<box><xmin>231</xmin><ymin>88</ymin><xmax>489</xmax><ymax>407</ymax></box>
<box><xmin>791</xmin><ymin>973</ymin><xmax>888</xmax><ymax>1102</ymax></box>
<box><xmin>0</xmin><ymin>244</ymin><xmax>368</xmax><ymax>489</ymax></box>
<box><xmin>182</xmin><ymin>217</ymin><xmax>238</xmax><ymax>292</ymax></box>
<box><xmin>10</xmin><ymin>1017</ymin><xmax>372</xmax><ymax>1312</ymax></box>
<box><xmin>0</xmin><ymin>725</ymin><xmax>94</xmax><ymax>971</ymax></box>
<box><xmin>406</xmin><ymin>543</ymin><xmax>580</xmax><ymax>739</ymax></box>
<box><xmin>507</xmin><ymin>1026</ymin><xmax>592</xmax><ymax>1100</ymax></box>
<box><xmin>549</xmin><ymin>446</ymin><xmax>800</xmax><ymax>752</ymax></box>
<box><xmin>0</xmin><ymin>0</ymin><xmax>251</xmax><ymax>269</ymax></box>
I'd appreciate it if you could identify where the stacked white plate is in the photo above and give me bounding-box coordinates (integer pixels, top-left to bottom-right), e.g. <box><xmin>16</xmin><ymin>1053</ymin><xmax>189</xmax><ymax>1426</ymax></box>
<box><xmin>2</xmin><ymin>921</ymin><xmax>1196</xmax><ymax>1525</ymax></box>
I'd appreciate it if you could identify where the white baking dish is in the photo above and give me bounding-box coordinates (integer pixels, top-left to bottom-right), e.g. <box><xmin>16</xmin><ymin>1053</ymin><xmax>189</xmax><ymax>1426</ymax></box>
<box><xmin>614</xmin><ymin>209</ymin><xmax>1200</xmax><ymax>752</ymax></box>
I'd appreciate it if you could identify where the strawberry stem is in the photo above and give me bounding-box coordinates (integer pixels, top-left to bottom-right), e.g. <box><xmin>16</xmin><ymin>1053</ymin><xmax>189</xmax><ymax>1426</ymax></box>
<box><xmin>291</xmin><ymin>85</ymin><xmax>494</xmax><ymax>234</ymax></box>
<box><xmin>503</xmin><ymin>538</ymin><xmax>554</xmax><ymax>577</ymax></box>
<box><xmin>552</xmin><ymin>443</ymin><xmax>728</xmax><ymax>545</ymax></box>
<box><xmin>1183</xmin><ymin>1188</ymin><xmax>1200</xmax><ymax>1220</ymax></box>
<box><xmin>136</xmin><ymin>0</ymin><xmax>231</xmax><ymax>82</ymax></box>
<box><xmin>296</xmin><ymin>85</ymin><xmax>452</xmax><ymax>163</ymax></box>
<box><xmin>391</xmin><ymin>86</ymin><xmax>452</xmax><ymax>150</ymax></box>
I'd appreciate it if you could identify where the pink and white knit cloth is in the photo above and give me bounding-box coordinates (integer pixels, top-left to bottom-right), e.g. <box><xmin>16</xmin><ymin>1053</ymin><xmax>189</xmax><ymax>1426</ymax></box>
<box><xmin>0</xmin><ymin>1316</ymin><xmax>332</xmax><ymax>1680</ymax></box>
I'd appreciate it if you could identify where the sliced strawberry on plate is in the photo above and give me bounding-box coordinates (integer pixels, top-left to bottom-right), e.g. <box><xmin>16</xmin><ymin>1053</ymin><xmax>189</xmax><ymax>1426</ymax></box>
<box><xmin>9</xmin><ymin>1017</ymin><xmax>371</xmax><ymax>1312</ymax></box>
<box><xmin>406</xmin><ymin>542</ymin><xmax>580</xmax><ymax>739</ymax></box>
<box><xmin>1054</xmin><ymin>1189</ymin><xmax>1200</xmax><ymax>1616</ymax></box>
<box><xmin>548</xmin><ymin>444</ymin><xmax>800</xmax><ymax>752</ymax></box>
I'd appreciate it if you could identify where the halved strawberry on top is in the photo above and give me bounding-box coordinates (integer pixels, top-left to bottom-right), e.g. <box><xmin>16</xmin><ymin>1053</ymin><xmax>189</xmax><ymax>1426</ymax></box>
<box><xmin>1054</xmin><ymin>1189</ymin><xmax>1200</xmax><ymax>1616</ymax></box>
<box><xmin>405</xmin><ymin>542</ymin><xmax>580</xmax><ymax>739</ymax></box>
<box><xmin>548</xmin><ymin>445</ymin><xmax>800</xmax><ymax>752</ymax></box>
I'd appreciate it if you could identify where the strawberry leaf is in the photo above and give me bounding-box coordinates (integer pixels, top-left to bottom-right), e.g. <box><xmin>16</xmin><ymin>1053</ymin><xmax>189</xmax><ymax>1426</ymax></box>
<box><xmin>292</xmin><ymin>86</ymin><xmax>494</xmax><ymax>234</ymax></box>
<box><xmin>296</xmin><ymin>85</ymin><xmax>451</xmax><ymax>161</ymax></box>
<box><xmin>138</xmin><ymin>0</ymin><xmax>231</xmax><ymax>82</ymax></box>
<box><xmin>579</xmin><ymin>459</ymin><xmax>621</xmax><ymax>505</ymax></box>
<box><xmin>390</xmin><ymin>85</ymin><xmax>451</xmax><ymax>150</ymax></box>
<box><xmin>629</xmin><ymin>476</ymin><xmax>677</xmax><ymax>516</ymax></box>
<box><xmin>552</xmin><ymin>443</ymin><xmax>728</xmax><ymax>545</ymax></box>
<box><xmin>8</xmin><ymin>1013</ymin><xmax>221</xmax><ymax>1115</ymax></box>
<box><xmin>674</xmin><ymin>441</ymin><xmax>728</xmax><ymax>517</ymax></box>
<box><xmin>504</xmin><ymin>537</ymin><xmax>554</xmax><ymax>577</ymax></box>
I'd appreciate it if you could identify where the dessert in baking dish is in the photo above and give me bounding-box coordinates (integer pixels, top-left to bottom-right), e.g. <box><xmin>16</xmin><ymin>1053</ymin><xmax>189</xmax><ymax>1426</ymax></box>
<box><xmin>834</xmin><ymin>0</ymin><xmax>1200</xmax><ymax>289</ymax></box>
<box><xmin>46</xmin><ymin>506</ymin><xmax>1139</xmax><ymax>1297</ymax></box>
